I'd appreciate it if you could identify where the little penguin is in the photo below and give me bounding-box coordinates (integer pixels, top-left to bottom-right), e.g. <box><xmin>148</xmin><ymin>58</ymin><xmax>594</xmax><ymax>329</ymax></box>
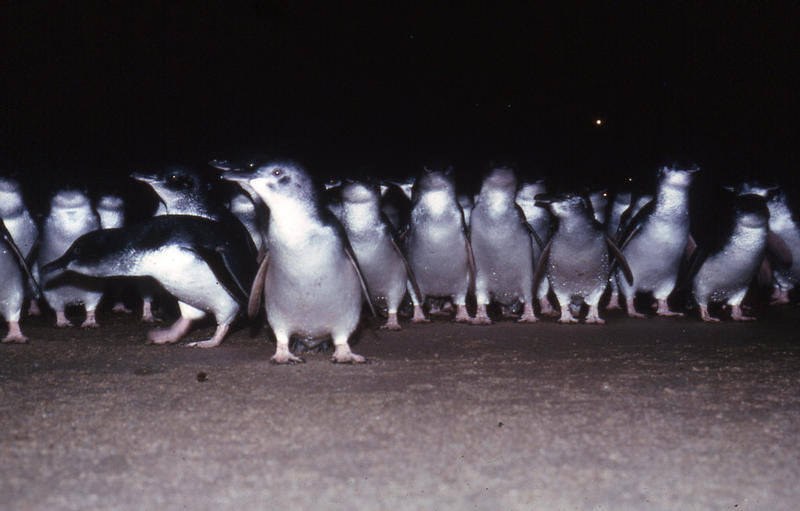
<box><xmin>604</xmin><ymin>191</ymin><xmax>633</xmax><ymax>310</ymax></box>
<box><xmin>41</xmin><ymin>215</ymin><xmax>257</xmax><ymax>347</ymax></box>
<box><xmin>469</xmin><ymin>165</ymin><xmax>539</xmax><ymax>324</ymax></box>
<box><xmin>222</xmin><ymin>159</ymin><xmax>375</xmax><ymax>364</ymax></box>
<box><xmin>534</xmin><ymin>194</ymin><xmax>633</xmax><ymax>324</ymax></box>
<box><xmin>616</xmin><ymin>167</ymin><xmax>697</xmax><ymax>317</ymax></box>
<box><xmin>589</xmin><ymin>189</ymin><xmax>609</xmax><ymax>226</ymax></box>
<box><xmin>38</xmin><ymin>190</ymin><xmax>103</xmax><ymax>327</ymax></box>
<box><xmin>516</xmin><ymin>180</ymin><xmax>555</xmax><ymax>316</ymax></box>
<box><xmin>690</xmin><ymin>194</ymin><xmax>778</xmax><ymax>321</ymax></box>
<box><xmin>1</xmin><ymin>219</ymin><xmax>39</xmax><ymax>343</ymax></box>
<box><xmin>404</xmin><ymin>164</ymin><xmax>475</xmax><ymax>323</ymax></box>
<box><xmin>338</xmin><ymin>179</ymin><xmax>420</xmax><ymax>330</ymax></box>
<box><xmin>96</xmin><ymin>194</ymin><xmax>133</xmax><ymax>314</ymax></box>
<box><xmin>0</xmin><ymin>176</ymin><xmax>41</xmax><ymax>315</ymax></box>
<box><xmin>765</xmin><ymin>189</ymin><xmax>800</xmax><ymax>303</ymax></box>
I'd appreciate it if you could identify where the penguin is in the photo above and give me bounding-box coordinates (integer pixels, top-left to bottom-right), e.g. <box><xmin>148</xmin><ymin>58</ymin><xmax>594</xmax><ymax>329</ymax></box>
<box><xmin>0</xmin><ymin>176</ymin><xmax>41</xmax><ymax>315</ymax></box>
<box><xmin>38</xmin><ymin>190</ymin><xmax>103</xmax><ymax>328</ymax></box>
<box><xmin>533</xmin><ymin>193</ymin><xmax>633</xmax><ymax>324</ymax></box>
<box><xmin>338</xmin><ymin>179</ymin><xmax>420</xmax><ymax>330</ymax></box>
<box><xmin>604</xmin><ymin>191</ymin><xmax>633</xmax><ymax>310</ymax></box>
<box><xmin>469</xmin><ymin>165</ymin><xmax>539</xmax><ymax>324</ymax></box>
<box><xmin>41</xmin><ymin>215</ymin><xmax>257</xmax><ymax>346</ymax></box>
<box><xmin>380</xmin><ymin>182</ymin><xmax>413</xmax><ymax>234</ymax></box>
<box><xmin>589</xmin><ymin>189</ymin><xmax>609</xmax><ymax>225</ymax></box>
<box><xmin>404</xmin><ymin>164</ymin><xmax>475</xmax><ymax>323</ymax></box>
<box><xmin>96</xmin><ymin>194</ymin><xmax>134</xmax><ymax>314</ymax></box>
<box><xmin>132</xmin><ymin>164</ymin><xmax>258</xmax><ymax>326</ymax></box>
<box><xmin>690</xmin><ymin>194</ymin><xmax>778</xmax><ymax>321</ymax></box>
<box><xmin>222</xmin><ymin>159</ymin><xmax>375</xmax><ymax>364</ymax></box>
<box><xmin>615</xmin><ymin>166</ymin><xmax>697</xmax><ymax>317</ymax></box>
<box><xmin>1</xmin><ymin>219</ymin><xmax>39</xmax><ymax>343</ymax></box>
<box><xmin>516</xmin><ymin>180</ymin><xmax>555</xmax><ymax>316</ymax></box>
<box><xmin>765</xmin><ymin>189</ymin><xmax>800</xmax><ymax>303</ymax></box>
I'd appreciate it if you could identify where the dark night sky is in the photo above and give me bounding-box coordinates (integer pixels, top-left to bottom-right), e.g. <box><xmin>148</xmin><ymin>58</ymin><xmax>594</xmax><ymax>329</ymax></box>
<box><xmin>4</xmin><ymin>1</ymin><xmax>800</xmax><ymax>189</ymax></box>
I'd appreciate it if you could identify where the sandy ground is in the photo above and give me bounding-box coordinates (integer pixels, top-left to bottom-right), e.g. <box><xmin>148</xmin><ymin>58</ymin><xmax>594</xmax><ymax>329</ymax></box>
<box><xmin>2</xmin><ymin>305</ymin><xmax>800</xmax><ymax>511</ymax></box>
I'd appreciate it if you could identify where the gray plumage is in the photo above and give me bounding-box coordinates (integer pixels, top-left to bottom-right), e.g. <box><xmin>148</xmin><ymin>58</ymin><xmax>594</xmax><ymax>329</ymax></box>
<box><xmin>0</xmin><ymin>177</ymin><xmax>41</xmax><ymax>318</ymax></box>
<box><xmin>223</xmin><ymin>159</ymin><xmax>371</xmax><ymax>364</ymax></box>
<box><xmin>0</xmin><ymin>220</ymin><xmax>29</xmax><ymax>343</ymax></box>
<box><xmin>766</xmin><ymin>190</ymin><xmax>800</xmax><ymax>303</ymax></box>
<box><xmin>616</xmin><ymin>167</ymin><xmax>697</xmax><ymax>317</ymax></box>
<box><xmin>469</xmin><ymin>166</ymin><xmax>537</xmax><ymax>324</ymax></box>
<box><xmin>534</xmin><ymin>194</ymin><xmax>633</xmax><ymax>324</ymax></box>
<box><xmin>516</xmin><ymin>180</ymin><xmax>555</xmax><ymax>315</ymax></box>
<box><xmin>39</xmin><ymin>190</ymin><xmax>103</xmax><ymax>328</ymax></box>
<box><xmin>691</xmin><ymin>194</ymin><xmax>770</xmax><ymax>322</ymax></box>
<box><xmin>404</xmin><ymin>166</ymin><xmax>474</xmax><ymax>323</ymax></box>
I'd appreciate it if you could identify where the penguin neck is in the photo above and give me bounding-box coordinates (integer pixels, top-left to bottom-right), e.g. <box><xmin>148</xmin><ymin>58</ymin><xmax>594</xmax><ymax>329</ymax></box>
<box><xmin>559</xmin><ymin>212</ymin><xmax>594</xmax><ymax>234</ymax></box>
<box><xmin>268</xmin><ymin>195</ymin><xmax>326</xmax><ymax>244</ymax></box>
<box><xmin>654</xmin><ymin>185</ymin><xmax>690</xmax><ymax>218</ymax></box>
<box><xmin>341</xmin><ymin>200</ymin><xmax>380</xmax><ymax>232</ymax></box>
<box><xmin>768</xmin><ymin>200</ymin><xmax>794</xmax><ymax>232</ymax></box>
<box><xmin>730</xmin><ymin>222</ymin><xmax>767</xmax><ymax>248</ymax></box>
<box><xmin>419</xmin><ymin>190</ymin><xmax>455</xmax><ymax>216</ymax></box>
<box><xmin>0</xmin><ymin>192</ymin><xmax>24</xmax><ymax>217</ymax></box>
<box><xmin>478</xmin><ymin>190</ymin><xmax>513</xmax><ymax>214</ymax></box>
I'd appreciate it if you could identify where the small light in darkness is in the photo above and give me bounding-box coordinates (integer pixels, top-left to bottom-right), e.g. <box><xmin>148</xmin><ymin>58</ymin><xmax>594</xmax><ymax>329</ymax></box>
<box><xmin>595</xmin><ymin>119</ymin><xmax>603</xmax><ymax>126</ymax></box>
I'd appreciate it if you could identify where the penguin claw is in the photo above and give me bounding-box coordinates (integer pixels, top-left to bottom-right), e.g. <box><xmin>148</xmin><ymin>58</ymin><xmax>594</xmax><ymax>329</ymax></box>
<box><xmin>81</xmin><ymin>319</ymin><xmax>100</xmax><ymax>328</ymax></box>
<box><xmin>271</xmin><ymin>353</ymin><xmax>305</xmax><ymax>364</ymax></box>
<box><xmin>1</xmin><ymin>334</ymin><xmax>29</xmax><ymax>344</ymax></box>
<box><xmin>379</xmin><ymin>322</ymin><xmax>402</xmax><ymax>331</ymax></box>
<box><xmin>517</xmin><ymin>315</ymin><xmax>538</xmax><ymax>323</ymax></box>
<box><xmin>584</xmin><ymin>317</ymin><xmax>606</xmax><ymax>325</ymax></box>
<box><xmin>331</xmin><ymin>347</ymin><xmax>366</xmax><ymax>364</ymax></box>
<box><xmin>183</xmin><ymin>339</ymin><xmax>220</xmax><ymax>349</ymax></box>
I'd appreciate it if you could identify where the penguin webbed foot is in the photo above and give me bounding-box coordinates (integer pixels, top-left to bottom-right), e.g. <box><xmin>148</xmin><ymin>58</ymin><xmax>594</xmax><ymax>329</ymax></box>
<box><xmin>517</xmin><ymin>303</ymin><xmax>538</xmax><ymax>323</ymax></box>
<box><xmin>331</xmin><ymin>345</ymin><xmax>366</xmax><ymax>364</ymax></box>
<box><xmin>112</xmin><ymin>303</ymin><xmax>133</xmax><ymax>314</ymax></box>
<box><xmin>271</xmin><ymin>352</ymin><xmax>305</xmax><ymax>364</ymax></box>
<box><xmin>730</xmin><ymin>305</ymin><xmax>756</xmax><ymax>321</ymax></box>
<box><xmin>27</xmin><ymin>300</ymin><xmax>41</xmax><ymax>317</ymax></box>
<box><xmin>698</xmin><ymin>305</ymin><xmax>720</xmax><ymax>323</ymax></box>
<box><xmin>655</xmin><ymin>299</ymin><xmax>683</xmax><ymax>317</ymax></box>
<box><xmin>2</xmin><ymin>322</ymin><xmax>28</xmax><ymax>344</ymax></box>
<box><xmin>411</xmin><ymin>305</ymin><xmax>430</xmax><ymax>323</ymax></box>
<box><xmin>469</xmin><ymin>304</ymin><xmax>493</xmax><ymax>325</ymax></box>
<box><xmin>55</xmin><ymin>311</ymin><xmax>73</xmax><ymax>328</ymax></box>
<box><xmin>453</xmin><ymin>304</ymin><xmax>472</xmax><ymax>323</ymax></box>
<box><xmin>379</xmin><ymin>313</ymin><xmax>402</xmax><ymax>330</ymax></box>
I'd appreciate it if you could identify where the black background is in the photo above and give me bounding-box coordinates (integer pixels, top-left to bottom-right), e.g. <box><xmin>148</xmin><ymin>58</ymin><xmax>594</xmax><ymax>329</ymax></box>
<box><xmin>5</xmin><ymin>1</ymin><xmax>799</xmax><ymax>195</ymax></box>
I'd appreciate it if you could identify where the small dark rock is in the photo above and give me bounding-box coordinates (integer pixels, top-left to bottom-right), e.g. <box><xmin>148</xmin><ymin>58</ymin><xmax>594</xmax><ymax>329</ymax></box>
<box><xmin>196</xmin><ymin>371</ymin><xmax>208</xmax><ymax>382</ymax></box>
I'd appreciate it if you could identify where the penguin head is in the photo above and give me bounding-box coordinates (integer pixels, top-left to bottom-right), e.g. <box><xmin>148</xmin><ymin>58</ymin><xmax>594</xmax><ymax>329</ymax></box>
<box><xmin>414</xmin><ymin>164</ymin><xmax>456</xmax><ymax>198</ymax></box>
<box><xmin>480</xmin><ymin>166</ymin><xmax>517</xmax><ymax>195</ymax></box>
<box><xmin>735</xmin><ymin>182</ymin><xmax>781</xmax><ymax>198</ymax></box>
<box><xmin>0</xmin><ymin>177</ymin><xmax>25</xmax><ymax>217</ymax></box>
<box><xmin>340</xmin><ymin>180</ymin><xmax>380</xmax><ymax>205</ymax></box>
<box><xmin>221</xmin><ymin>159</ymin><xmax>316</xmax><ymax>209</ymax></box>
<box><xmin>516</xmin><ymin>181</ymin><xmax>547</xmax><ymax>207</ymax></box>
<box><xmin>735</xmin><ymin>194</ymin><xmax>770</xmax><ymax>228</ymax></box>
<box><xmin>131</xmin><ymin>165</ymin><xmax>210</xmax><ymax>210</ymax></box>
<box><xmin>534</xmin><ymin>193</ymin><xmax>588</xmax><ymax>218</ymax></box>
<box><xmin>41</xmin><ymin>228</ymin><xmax>127</xmax><ymax>278</ymax></box>
<box><xmin>51</xmin><ymin>189</ymin><xmax>91</xmax><ymax>211</ymax></box>
<box><xmin>657</xmin><ymin>166</ymin><xmax>699</xmax><ymax>189</ymax></box>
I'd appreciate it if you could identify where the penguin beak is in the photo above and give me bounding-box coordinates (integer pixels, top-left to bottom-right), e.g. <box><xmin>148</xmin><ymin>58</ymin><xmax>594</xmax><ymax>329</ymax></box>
<box><xmin>220</xmin><ymin>170</ymin><xmax>257</xmax><ymax>184</ymax></box>
<box><xmin>41</xmin><ymin>256</ymin><xmax>69</xmax><ymax>276</ymax></box>
<box><xmin>533</xmin><ymin>193</ymin><xmax>554</xmax><ymax>207</ymax></box>
<box><xmin>130</xmin><ymin>172</ymin><xmax>159</xmax><ymax>184</ymax></box>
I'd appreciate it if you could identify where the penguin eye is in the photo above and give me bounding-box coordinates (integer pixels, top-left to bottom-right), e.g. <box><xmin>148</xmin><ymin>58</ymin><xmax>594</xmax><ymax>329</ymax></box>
<box><xmin>272</xmin><ymin>168</ymin><xmax>283</xmax><ymax>177</ymax></box>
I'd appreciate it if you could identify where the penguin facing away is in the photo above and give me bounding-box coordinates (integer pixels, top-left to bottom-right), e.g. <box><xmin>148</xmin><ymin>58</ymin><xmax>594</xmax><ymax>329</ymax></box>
<box><xmin>222</xmin><ymin>159</ymin><xmax>375</xmax><ymax>364</ymax></box>
<box><xmin>38</xmin><ymin>190</ymin><xmax>104</xmax><ymax>328</ymax></box>
<box><xmin>533</xmin><ymin>193</ymin><xmax>633</xmax><ymax>324</ymax></box>
<box><xmin>41</xmin><ymin>215</ymin><xmax>257</xmax><ymax>347</ymax></box>
<box><xmin>338</xmin><ymin>179</ymin><xmax>420</xmax><ymax>330</ymax></box>
<box><xmin>469</xmin><ymin>166</ymin><xmax>539</xmax><ymax>324</ymax></box>
<box><xmin>616</xmin><ymin>166</ymin><xmax>698</xmax><ymax>317</ymax></box>
<box><xmin>404</xmin><ymin>164</ymin><xmax>475</xmax><ymax>323</ymax></box>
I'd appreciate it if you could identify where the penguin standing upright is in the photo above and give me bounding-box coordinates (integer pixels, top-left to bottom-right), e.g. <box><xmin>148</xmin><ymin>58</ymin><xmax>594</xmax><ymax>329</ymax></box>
<box><xmin>534</xmin><ymin>194</ymin><xmax>633</xmax><ymax>324</ymax></box>
<box><xmin>766</xmin><ymin>190</ymin><xmax>800</xmax><ymax>303</ymax></box>
<box><xmin>404</xmin><ymin>164</ymin><xmax>474</xmax><ymax>323</ymax></box>
<box><xmin>338</xmin><ymin>180</ymin><xmax>419</xmax><ymax>330</ymax></box>
<box><xmin>96</xmin><ymin>194</ymin><xmax>133</xmax><ymax>314</ymax></box>
<box><xmin>223</xmin><ymin>159</ymin><xmax>374</xmax><ymax>364</ymax></box>
<box><xmin>690</xmin><ymin>194</ymin><xmax>781</xmax><ymax>321</ymax></box>
<box><xmin>516</xmin><ymin>180</ymin><xmax>554</xmax><ymax>315</ymax></box>
<box><xmin>469</xmin><ymin>166</ymin><xmax>539</xmax><ymax>324</ymax></box>
<box><xmin>1</xmin><ymin>219</ymin><xmax>38</xmax><ymax>343</ymax></box>
<box><xmin>0</xmin><ymin>176</ymin><xmax>41</xmax><ymax>315</ymax></box>
<box><xmin>616</xmin><ymin>166</ymin><xmax>697</xmax><ymax>317</ymax></box>
<box><xmin>38</xmin><ymin>190</ymin><xmax>103</xmax><ymax>327</ymax></box>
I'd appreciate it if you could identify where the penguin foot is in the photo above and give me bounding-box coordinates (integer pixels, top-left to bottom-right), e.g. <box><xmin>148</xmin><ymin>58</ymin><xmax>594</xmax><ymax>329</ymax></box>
<box><xmin>730</xmin><ymin>306</ymin><xmax>756</xmax><ymax>321</ymax></box>
<box><xmin>271</xmin><ymin>353</ymin><xmax>305</xmax><ymax>364</ymax></box>
<box><xmin>55</xmin><ymin>311</ymin><xmax>73</xmax><ymax>328</ymax></box>
<box><xmin>81</xmin><ymin>318</ymin><xmax>100</xmax><ymax>328</ymax></box>
<box><xmin>539</xmin><ymin>299</ymin><xmax>558</xmax><ymax>317</ymax></box>
<box><xmin>517</xmin><ymin>314</ymin><xmax>538</xmax><ymax>323</ymax></box>
<box><xmin>699</xmin><ymin>306</ymin><xmax>720</xmax><ymax>323</ymax></box>
<box><xmin>2</xmin><ymin>323</ymin><xmax>28</xmax><ymax>343</ymax></box>
<box><xmin>655</xmin><ymin>300</ymin><xmax>683</xmax><ymax>317</ymax></box>
<box><xmin>141</xmin><ymin>313</ymin><xmax>160</xmax><ymax>323</ymax></box>
<box><xmin>331</xmin><ymin>345</ymin><xmax>366</xmax><ymax>364</ymax></box>
<box><xmin>112</xmin><ymin>303</ymin><xmax>133</xmax><ymax>314</ymax></box>
<box><xmin>453</xmin><ymin>305</ymin><xmax>472</xmax><ymax>323</ymax></box>
<box><xmin>411</xmin><ymin>305</ymin><xmax>430</xmax><ymax>323</ymax></box>
<box><xmin>558</xmin><ymin>317</ymin><xmax>579</xmax><ymax>324</ymax></box>
<box><xmin>379</xmin><ymin>313</ymin><xmax>402</xmax><ymax>330</ymax></box>
<box><xmin>184</xmin><ymin>324</ymin><xmax>228</xmax><ymax>349</ymax></box>
<box><xmin>147</xmin><ymin>317</ymin><xmax>192</xmax><ymax>344</ymax></box>
<box><xmin>584</xmin><ymin>316</ymin><xmax>606</xmax><ymax>325</ymax></box>
<box><xmin>470</xmin><ymin>315</ymin><xmax>493</xmax><ymax>326</ymax></box>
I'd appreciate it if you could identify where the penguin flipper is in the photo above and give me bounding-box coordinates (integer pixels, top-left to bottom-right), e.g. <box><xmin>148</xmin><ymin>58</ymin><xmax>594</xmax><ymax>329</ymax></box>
<box><xmin>0</xmin><ymin>218</ymin><xmax>42</xmax><ymax>297</ymax></box>
<box><xmin>382</xmin><ymin>213</ymin><xmax>422</xmax><ymax>301</ymax></box>
<box><xmin>515</xmin><ymin>204</ymin><xmax>544</xmax><ymax>250</ymax></box>
<box><xmin>248</xmin><ymin>250</ymin><xmax>270</xmax><ymax>319</ymax></box>
<box><xmin>343</xmin><ymin>240</ymin><xmax>378</xmax><ymax>317</ymax></box>
<box><xmin>459</xmin><ymin>204</ymin><xmax>477</xmax><ymax>292</ymax></box>
<box><xmin>605</xmin><ymin>235</ymin><xmax>634</xmax><ymax>286</ymax></box>
<box><xmin>757</xmin><ymin>257</ymin><xmax>773</xmax><ymax>287</ymax></box>
<box><xmin>184</xmin><ymin>246</ymin><xmax>249</xmax><ymax>305</ymax></box>
<box><xmin>618</xmin><ymin>199</ymin><xmax>655</xmax><ymax>247</ymax></box>
<box><xmin>532</xmin><ymin>239</ymin><xmax>553</xmax><ymax>292</ymax></box>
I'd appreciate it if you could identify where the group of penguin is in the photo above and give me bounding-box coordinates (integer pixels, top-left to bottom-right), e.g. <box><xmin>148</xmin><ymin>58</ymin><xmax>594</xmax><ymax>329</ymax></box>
<box><xmin>1</xmin><ymin>159</ymin><xmax>798</xmax><ymax>364</ymax></box>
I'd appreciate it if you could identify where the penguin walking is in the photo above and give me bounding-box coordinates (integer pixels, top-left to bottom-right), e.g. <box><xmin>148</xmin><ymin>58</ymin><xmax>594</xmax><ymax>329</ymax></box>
<box><xmin>41</xmin><ymin>215</ymin><xmax>256</xmax><ymax>346</ymax></box>
<box><xmin>223</xmin><ymin>159</ymin><xmax>374</xmax><ymax>364</ymax></box>
<box><xmin>616</xmin><ymin>167</ymin><xmax>697</xmax><ymax>317</ymax></box>
<box><xmin>404</xmin><ymin>164</ymin><xmax>474</xmax><ymax>323</ymax></box>
<box><xmin>690</xmin><ymin>194</ymin><xmax>787</xmax><ymax>321</ymax></box>
<box><xmin>96</xmin><ymin>194</ymin><xmax>134</xmax><ymax>314</ymax></box>
<box><xmin>0</xmin><ymin>176</ymin><xmax>41</xmax><ymax>316</ymax></box>
<box><xmin>516</xmin><ymin>180</ymin><xmax>555</xmax><ymax>316</ymax></box>
<box><xmin>534</xmin><ymin>194</ymin><xmax>633</xmax><ymax>324</ymax></box>
<box><xmin>338</xmin><ymin>180</ymin><xmax>420</xmax><ymax>330</ymax></box>
<box><xmin>38</xmin><ymin>190</ymin><xmax>104</xmax><ymax>328</ymax></box>
<box><xmin>469</xmin><ymin>166</ymin><xmax>539</xmax><ymax>324</ymax></box>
